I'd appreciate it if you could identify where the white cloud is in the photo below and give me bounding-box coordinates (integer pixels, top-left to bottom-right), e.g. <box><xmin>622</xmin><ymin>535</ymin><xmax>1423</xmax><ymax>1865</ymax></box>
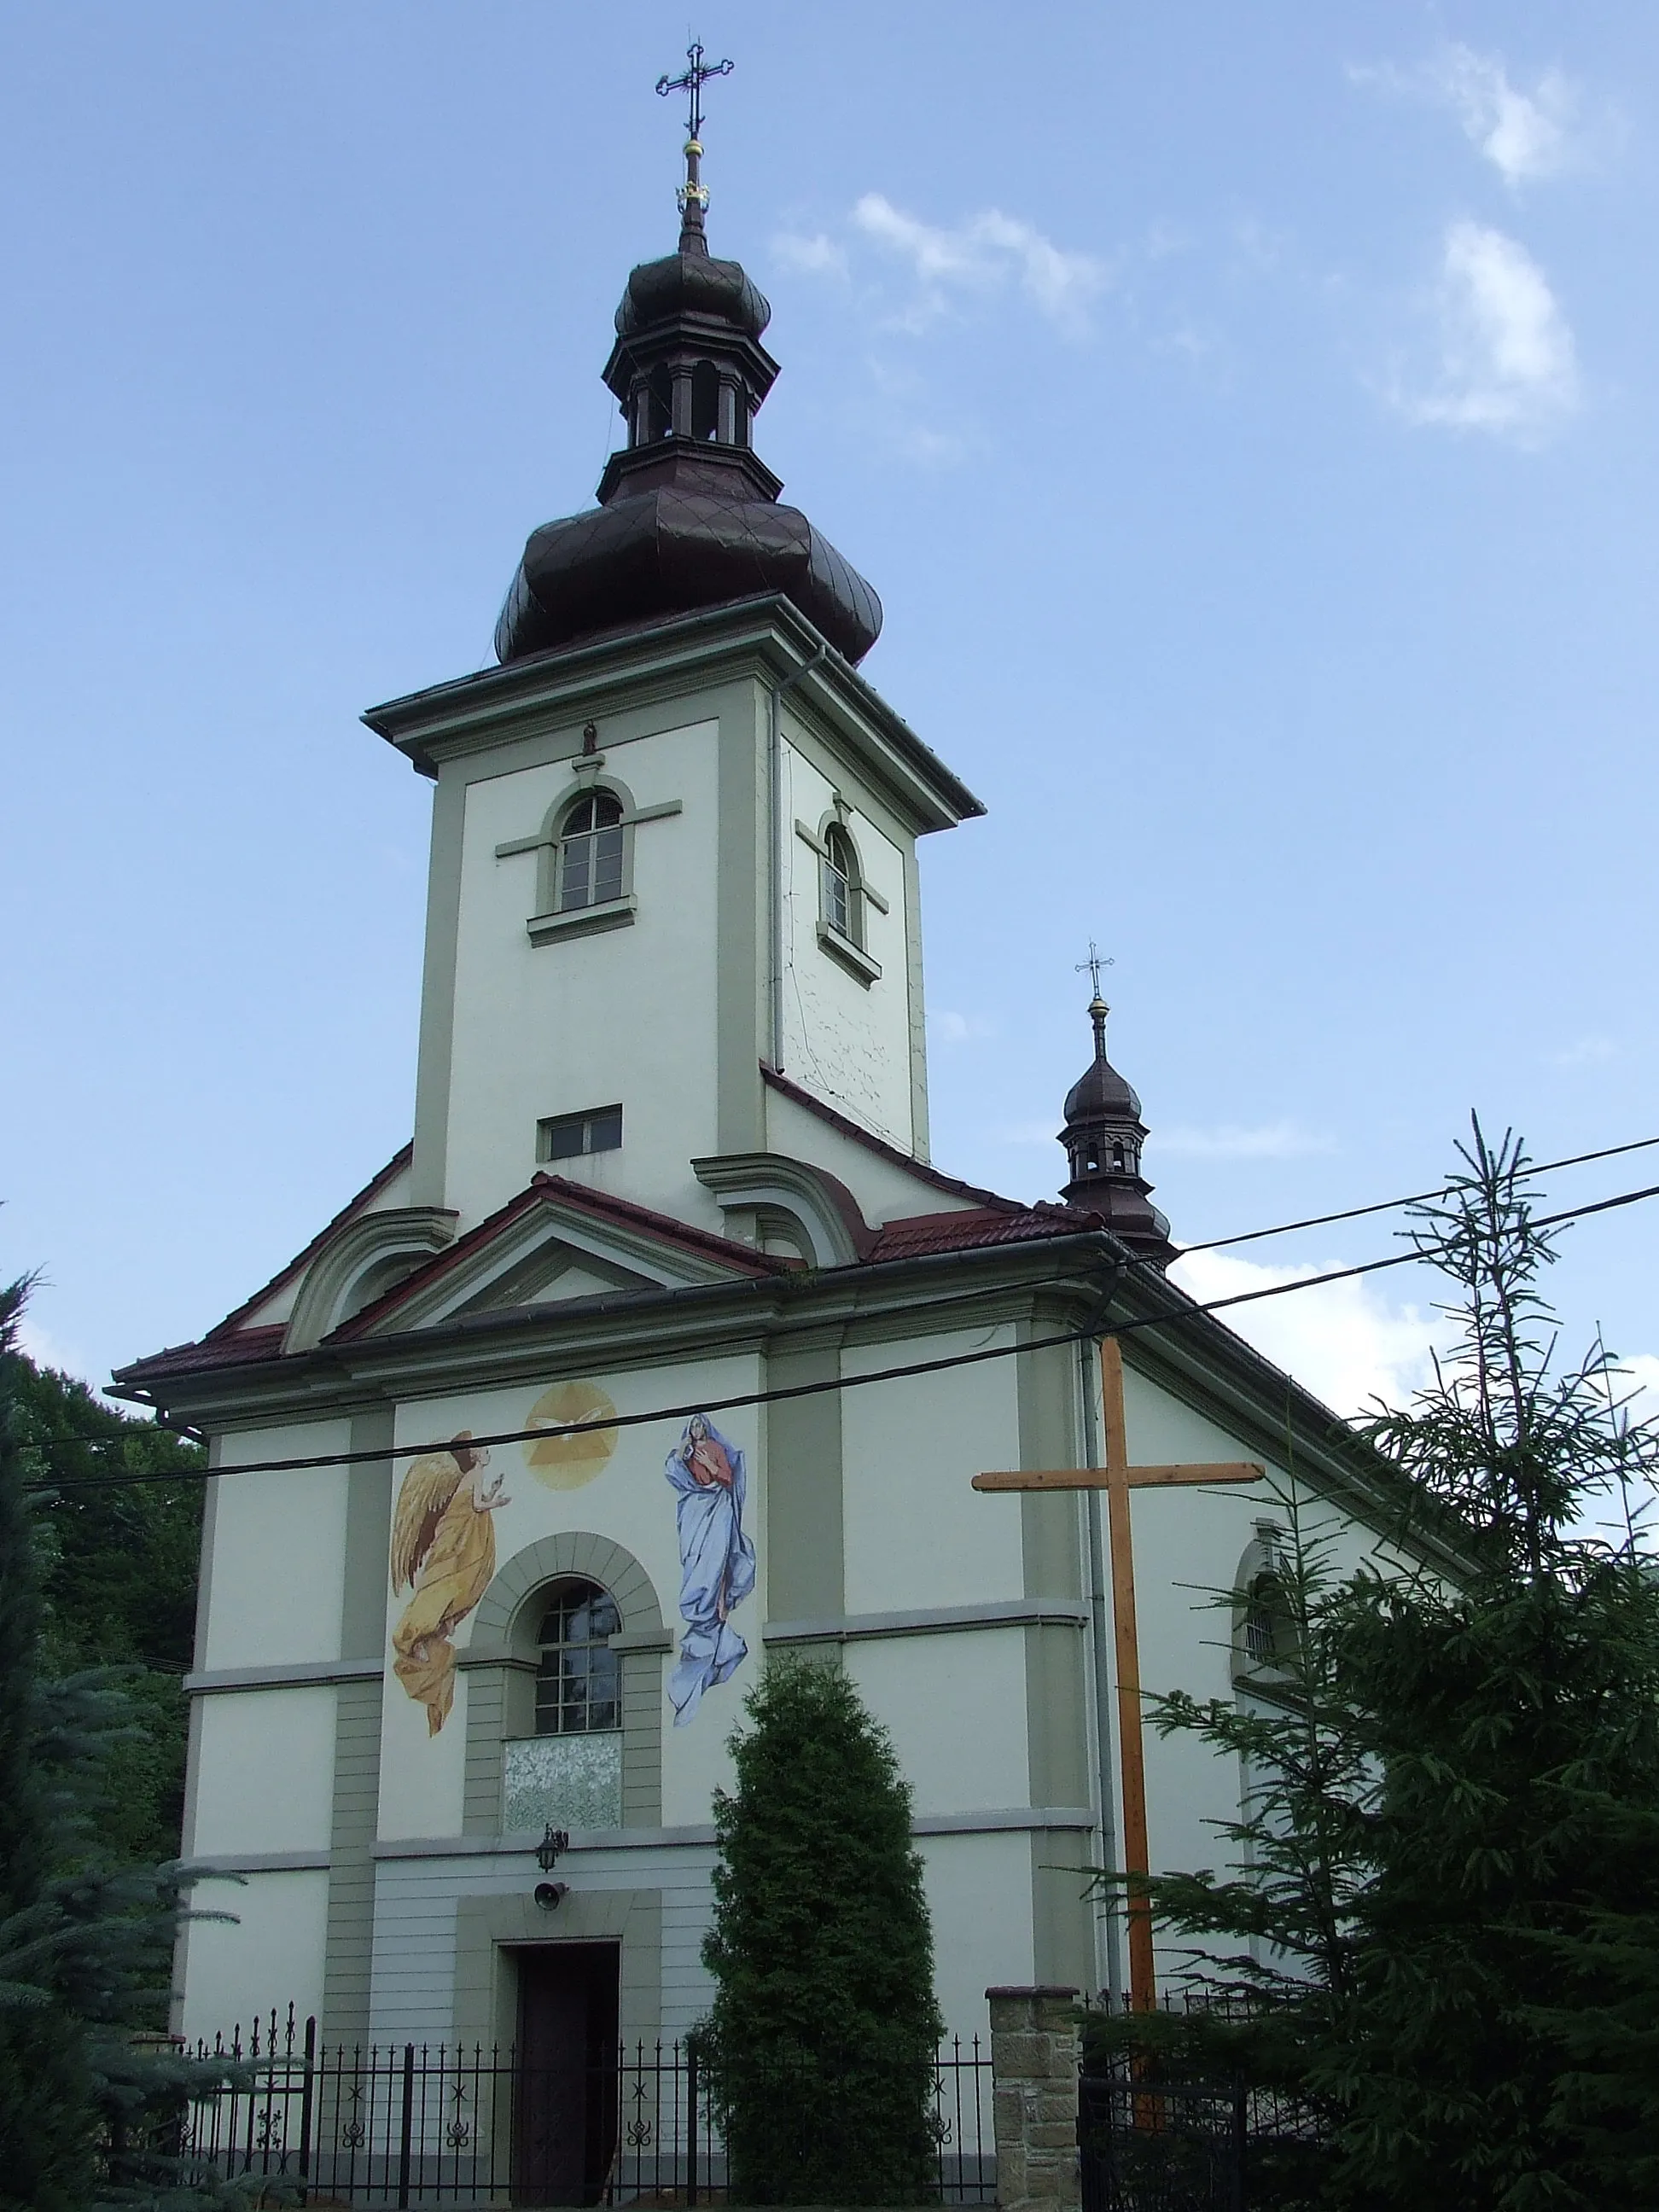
<box><xmin>1616</xmin><ymin>1353</ymin><xmax>1659</xmax><ymax>1426</ymax></box>
<box><xmin>1427</xmin><ymin>44</ymin><xmax>1578</xmax><ymax>187</ymax></box>
<box><xmin>1400</xmin><ymin>221</ymin><xmax>1578</xmax><ymax>439</ymax></box>
<box><xmin>780</xmin><ymin>193</ymin><xmax>1106</xmax><ymax>335</ymax></box>
<box><xmin>853</xmin><ymin>193</ymin><xmax>1107</xmax><ymax>329</ymax></box>
<box><xmin>771</xmin><ymin>230</ymin><xmax>850</xmax><ymax>282</ymax></box>
<box><xmin>1351</xmin><ymin>46</ymin><xmax>1582</xmax><ymax>187</ymax></box>
<box><xmin>1157</xmin><ymin>1121</ymin><xmax>1336</xmax><ymax>1162</ymax></box>
<box><xmin>15</xmin><ymin>1313</ymin><xmax>113</xmax><ymax>1400</ymax></box>
<box><xmin>1554</xmin><ymin>1033</ymin><xmax>1618</xmax><ymax>1069</ymax></box>
<box><xmin>1171</xmin><ymin>1248</ymin><xmax>1449</xmax><ymax>1418</ymax></box>
<box><xmin>930</xmin><ymin>1010</ymin><xmax>997</xmax><ymax>1045</ymax></box>
<box><xmin>998</xmin><ymin>1118</ymin><xmax>1062</xmax><ymax>1149</ymax></box>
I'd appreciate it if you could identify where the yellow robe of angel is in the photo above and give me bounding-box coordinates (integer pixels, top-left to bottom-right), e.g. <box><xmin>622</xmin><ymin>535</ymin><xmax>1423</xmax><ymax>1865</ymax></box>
<box><xmin>390</xmin><ymin>1447</ymin><xmax>497</xmax><ymax>1736</ymax></box>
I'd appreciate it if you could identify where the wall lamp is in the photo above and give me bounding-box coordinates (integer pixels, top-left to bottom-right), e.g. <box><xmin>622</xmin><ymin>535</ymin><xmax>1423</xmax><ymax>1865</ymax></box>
<box><xmin>534</xmin><ymin>1825</ymin><xmax>571</xmax><ymax>1910</ymax></box>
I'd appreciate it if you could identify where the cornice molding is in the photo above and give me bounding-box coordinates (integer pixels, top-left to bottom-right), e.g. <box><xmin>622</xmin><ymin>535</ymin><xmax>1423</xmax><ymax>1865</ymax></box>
<box><xmin>765</xmin><ymin>1599</ymin><xmax>1089</xmax><ymax>1646</ymax></box>
<box><xmin>362</xmin><ymin>595</ymin><xmax>984</xmax><ymax>834</ymax></box>
<box><xmin>284</xmin><ymin>1205</ymin><xmax>457</xmax><ymax>1354</ymax></box>
<box><xmin>692</xmin><ymin>1150</ymin><xmax>874</xmax><ymax>1267</ymax></box>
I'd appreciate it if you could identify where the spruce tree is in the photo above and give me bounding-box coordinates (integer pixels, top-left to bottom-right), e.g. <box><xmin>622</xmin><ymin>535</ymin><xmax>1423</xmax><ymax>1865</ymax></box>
<box><xmin>700</xmin><ymin>1656</ymin><xmax>944</xmax><ymax>2204</ymax></box>
<box><xmin>1086</xmin><ymin>1122</ymin><xmax>1659</xmax><ymax>2209</ymax></box>
<box><xmin>1086</xmin><ymin>1483</ymin><xmax>1372</xmax><ymax>2204</ymax></box>
<box><xmin>1328</xmin><ymin>1123</ymin><xmax>1659</xmax><ymax>2209</ymax></box>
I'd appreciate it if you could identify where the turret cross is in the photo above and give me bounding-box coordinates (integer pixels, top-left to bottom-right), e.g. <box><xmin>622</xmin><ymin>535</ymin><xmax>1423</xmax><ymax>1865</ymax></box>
<box><xmin>975</xmin><ymin>1339</ymin><xmax>1264</xmax><ymax>2011</ymax></box>
<box><xmin>1075</xmin><ymin>940</ymin><xmax>1114</xmax><ymax>999</ymax></box>
<box><xmin>655</xmin><ymin>40</ymin><xmax>733</xmax><ymax>139</ymax></box>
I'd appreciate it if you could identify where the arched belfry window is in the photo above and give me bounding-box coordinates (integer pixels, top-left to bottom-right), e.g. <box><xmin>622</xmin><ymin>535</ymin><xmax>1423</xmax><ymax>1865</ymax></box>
<box><xmin>647</xmin><ymin>364</ymin><xmax>672</xmax><ymax>442</ymax></box>
<box><xmin>535</xmin><ymin>1579</ymin><xmax>621</xmax><ymax>1735</ymax></box>
<box><xmin>557</xmin><ymin>792</ymin><xmax>625</xmax><ymax>913</ymax></box>
<box><xmin>821</xmin><ymin>823</ymin><xmax>860</xmax><ymax>946</ymax></box>
<box><xmin>691</xmin><ymin>360</ymin><xmax>720</xmax><ymax>441</ymax></box>
<box><xmin>796</xmin><ymin>803</ymin><xmax>888</xmax><ymax>987</ymax></box>
<box><xmin>497</xmin><ymin>768</ymin><xmax>684</xmax><ymax>948</ymax></box>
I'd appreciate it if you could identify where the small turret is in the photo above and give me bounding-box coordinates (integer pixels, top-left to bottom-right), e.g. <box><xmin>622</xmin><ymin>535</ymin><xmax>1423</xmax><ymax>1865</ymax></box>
<box><xmin>1058</xmin><ymin>987</ymin><xmax>1176</xmax><ymax>1267</ymax></box>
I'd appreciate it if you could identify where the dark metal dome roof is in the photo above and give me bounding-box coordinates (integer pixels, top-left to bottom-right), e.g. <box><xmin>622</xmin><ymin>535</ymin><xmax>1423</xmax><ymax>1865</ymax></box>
<box><xmin>495</xmin><ymin>480</ymin><xmax>882</xmax><ymax>665</ymax></box>
<box><xmin>616</xmin><ymin>250</ymin><xmax>770</xmax><ymax>341</ymax></box>
<box><xmin>1063</xmin><ymin>1053</ymin><xmax>1142</xmax><ymax>1126</ymax></box>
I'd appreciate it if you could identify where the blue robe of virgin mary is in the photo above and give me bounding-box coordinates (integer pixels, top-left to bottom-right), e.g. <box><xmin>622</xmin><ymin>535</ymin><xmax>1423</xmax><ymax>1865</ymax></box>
<box><xmin>664</xmin><ymin>1417</ymin><xmax>757</xmax><ymax>1726</ymax></box>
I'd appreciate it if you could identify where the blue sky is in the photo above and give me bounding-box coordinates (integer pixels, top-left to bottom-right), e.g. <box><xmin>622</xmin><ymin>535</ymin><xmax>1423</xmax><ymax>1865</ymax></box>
<box><xmin>3</xmin><ymin>3</ymin><xmax>1656</xmax><ymax>1422</ymax></box>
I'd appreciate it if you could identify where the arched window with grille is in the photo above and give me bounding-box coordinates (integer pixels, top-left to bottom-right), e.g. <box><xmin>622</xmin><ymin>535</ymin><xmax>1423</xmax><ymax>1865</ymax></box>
<box><xmin>534</xmin><ymin>1579</ymin><xmax>621</xmax><ymax>1734</ymax></box>
<box><xmin>1241</xmin><ymin>1572</ymin><xmax>1289</xmax><ymax>1674</ymax></box>
<box><xmin>556</xmin><ymin>792</ymin><xmax>626</xmax><ymax>913</ymax></box>
<box><xmin>1233</xmin><ymin>1524</ymin><xmax>1297</xmax><ymax>1693</ymax></box>
<box><xmin>503</xmin><ymin>1576</ymin><xmax>626</xmax><ymax>1834</ymax></box>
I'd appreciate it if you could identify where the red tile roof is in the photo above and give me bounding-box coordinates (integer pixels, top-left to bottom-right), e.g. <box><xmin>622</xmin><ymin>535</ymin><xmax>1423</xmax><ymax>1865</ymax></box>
<box><xmin>114</xmin><ymin>1146</ymin><xmax>1109</xmax><ymax>1393</ymax></box>
<box><xmin>116</xmin><ymin>1325</ymin><xmax>289</xmax><ymax>1386</ymax></box>
<box><xmin>865</xmin><ymin>1203</ymin><xmax>1098</xmax><ymax>1263</ymax></box>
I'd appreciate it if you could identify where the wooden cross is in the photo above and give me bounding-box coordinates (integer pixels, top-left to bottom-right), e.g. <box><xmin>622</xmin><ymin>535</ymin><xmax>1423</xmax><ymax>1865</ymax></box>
<box><xmin>975</xmin><ymin>1338</ymin><xmax>1264</xmax><ymax>2011</ymax></box>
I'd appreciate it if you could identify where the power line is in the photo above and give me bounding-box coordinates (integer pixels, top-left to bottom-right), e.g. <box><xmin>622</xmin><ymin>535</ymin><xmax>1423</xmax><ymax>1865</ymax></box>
<box><xmin>28</xmin><ymin>1175</ymin><xmax>1659</xmax><ymax>1496</ymax></box>
<box><xmin>1181</xmin><ymin>1132</ymin><xmax>1659</xmax><ymax>1254</ymax></box>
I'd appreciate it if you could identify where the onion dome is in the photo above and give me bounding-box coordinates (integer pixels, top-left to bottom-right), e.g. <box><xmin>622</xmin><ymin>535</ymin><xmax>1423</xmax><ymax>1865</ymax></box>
<box><xmin>494</xmin><ymin>125</ymin><xmax>882</xmax><ymax>667</ymax></box>
<box><xmin>615</xmin><ymin>249</ymin><xmax>770</xmax><ymax>342</ymax></box>
<box><xmin>1059</xmin><ymin>994</ymin><xmax>1177</xmax><ymax>1267</ymax></box>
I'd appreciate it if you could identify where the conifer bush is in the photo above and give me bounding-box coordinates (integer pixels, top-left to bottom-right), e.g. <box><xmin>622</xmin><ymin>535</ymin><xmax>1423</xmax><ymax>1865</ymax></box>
<box><xmin>700</xmin><ymin>1656</ymin><xmax>943</xmax><ymax>2204</ymax></box>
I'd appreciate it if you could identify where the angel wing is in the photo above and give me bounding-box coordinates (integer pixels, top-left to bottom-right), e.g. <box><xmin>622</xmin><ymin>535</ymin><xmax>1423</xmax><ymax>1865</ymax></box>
<box><xmin>390</xmin><ymin>1447</ymin><xmax>465</xmax><ymax>1595</ymax></box>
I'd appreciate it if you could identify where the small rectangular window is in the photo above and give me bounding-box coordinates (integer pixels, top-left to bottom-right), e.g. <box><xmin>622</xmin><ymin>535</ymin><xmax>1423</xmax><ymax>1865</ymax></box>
<box><xmin>538</xmin><ymin>1105</ymin><xmax>624</xmax><ymax>1162</ymax></box>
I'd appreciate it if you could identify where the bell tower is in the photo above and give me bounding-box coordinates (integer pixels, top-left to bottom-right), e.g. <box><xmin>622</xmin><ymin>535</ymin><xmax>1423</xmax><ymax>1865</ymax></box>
<box><xmin>365</xmin><ymin>63</ymin><xmax>982</xmax><ymax>1243</ymax></box>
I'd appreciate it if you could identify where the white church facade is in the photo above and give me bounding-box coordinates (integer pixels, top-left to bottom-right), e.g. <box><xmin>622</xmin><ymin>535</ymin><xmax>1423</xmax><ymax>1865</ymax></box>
<box><xmin>115</xmin><ymin>126</ymin><xmax>1431</xmax><ymax>2089</ymax></box>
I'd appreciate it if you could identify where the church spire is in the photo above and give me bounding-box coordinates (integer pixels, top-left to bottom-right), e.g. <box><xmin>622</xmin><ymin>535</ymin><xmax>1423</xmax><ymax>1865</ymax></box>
<box><xmin>1057</xmin><ymin>964</ymin><xmax>1176</xmax><ymax>1266</ymax></box>
<box><xmin>655</xmin><ymin>40</ymin><xmax>732</xmax><ymax>257</ymax></box>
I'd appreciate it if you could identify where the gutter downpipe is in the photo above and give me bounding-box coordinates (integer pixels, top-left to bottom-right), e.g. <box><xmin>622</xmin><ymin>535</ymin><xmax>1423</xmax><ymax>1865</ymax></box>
<box><xmin>1080</xmin><ymin>1330</ymin><xmax>1126</xmax><ymax>2007</ymax></box>
<box><xmin>768</xmin><ymin>642</ymin><xmax>828</xmax><ymax>1072</ymax></box>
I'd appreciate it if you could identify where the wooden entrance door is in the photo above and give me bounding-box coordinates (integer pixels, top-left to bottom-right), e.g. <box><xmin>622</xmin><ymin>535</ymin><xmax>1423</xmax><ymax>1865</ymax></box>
<box><xmin>514</xmin><ymin>1942</ymin><xmax>620</xmax><ymax>2206</ymax></box>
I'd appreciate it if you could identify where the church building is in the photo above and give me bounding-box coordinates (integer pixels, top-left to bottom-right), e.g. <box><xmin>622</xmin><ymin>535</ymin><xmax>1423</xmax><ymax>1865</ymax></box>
<box><xmin>115</xmin><ymin>96</ymin><xmax>1417</xmax><ymax>2096</ymax></box>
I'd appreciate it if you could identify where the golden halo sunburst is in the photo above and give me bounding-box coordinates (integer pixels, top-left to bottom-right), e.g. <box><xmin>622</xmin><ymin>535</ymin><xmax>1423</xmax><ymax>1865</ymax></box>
<box><xmin>523</xmin><ymin>1380</ymin><xmax>619</xmax><ymax>1490</ymax></box>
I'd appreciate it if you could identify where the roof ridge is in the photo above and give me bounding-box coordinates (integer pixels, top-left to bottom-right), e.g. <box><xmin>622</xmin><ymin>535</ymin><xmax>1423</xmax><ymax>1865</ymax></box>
<box><xmin>760</xmin><ymin>1063</ymin><xmax>1022</xmax><ymax>1213</ymax></box>
<box><xmin>324</xmin><ymin>1173</ymin><xmax>795</xmax><ymax>1344</ymax></box>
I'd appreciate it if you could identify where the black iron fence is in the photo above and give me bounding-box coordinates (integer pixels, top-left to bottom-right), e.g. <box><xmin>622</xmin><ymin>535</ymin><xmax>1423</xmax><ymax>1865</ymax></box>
<box><xmin>178</xmin><ymin>2006</ymin><xmax>994</xmax><ymax>2208</ymax></box>
<box><xmin>1079</xmin><ymin>2070</ymin><xmax>1247</xmax><ymax>2212</ymax></box>
<box><xmin>1078</xmin><ymin>2060</ymin><xmax>1324</xmax><ymax>2212</ymax></box>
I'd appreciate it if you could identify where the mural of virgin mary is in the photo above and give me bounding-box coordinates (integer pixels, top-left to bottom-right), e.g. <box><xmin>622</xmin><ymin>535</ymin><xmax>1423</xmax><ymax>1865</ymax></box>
<box><xmin>663</xmin><ymin>1413</ymin><xmax>756</xmax><ymax>1726</ymax></box>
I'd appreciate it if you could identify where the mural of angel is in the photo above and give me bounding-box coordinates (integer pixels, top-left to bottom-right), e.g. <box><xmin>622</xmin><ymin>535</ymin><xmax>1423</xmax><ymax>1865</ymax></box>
<box><xmin>664</xmin><ymin>1413</ymin><xmax>756</xmax><ymax>1726</ymax></box>
<box><xmin>390</xmin><ymin>1434</ymin><xmax>511</xmax><ymax>1736</ymax></box>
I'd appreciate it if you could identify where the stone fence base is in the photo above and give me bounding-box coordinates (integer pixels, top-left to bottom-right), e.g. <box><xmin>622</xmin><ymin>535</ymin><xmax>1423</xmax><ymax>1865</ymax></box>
<box><xmin>986</xmin><ymin>1983</ymin><xmax>1080</xmax><ymax>2212</ymax></box>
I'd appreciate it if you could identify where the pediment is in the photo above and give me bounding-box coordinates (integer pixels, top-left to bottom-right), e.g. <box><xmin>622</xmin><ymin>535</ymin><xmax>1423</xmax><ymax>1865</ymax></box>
<box><xmin>331</xmin><ymin>1179</ymin><xmax>782</xmax><ymax>1342</ymax></box>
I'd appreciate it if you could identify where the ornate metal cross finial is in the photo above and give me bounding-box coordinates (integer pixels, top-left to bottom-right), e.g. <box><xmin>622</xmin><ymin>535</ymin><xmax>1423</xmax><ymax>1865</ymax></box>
<box><xmin>1075</xmin><ymin>940</ymin><xmax>1115</xmax><ymax>1002</ymax></box>
<box><xmin>656</xmin><ymin>39</ymin><xmax>733</xmax><ymax>139</ymax></box>
<box><xmin>656</xmin><ymin>40</ymin><xmax>733</xmax><ymax>238</ymax></box>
